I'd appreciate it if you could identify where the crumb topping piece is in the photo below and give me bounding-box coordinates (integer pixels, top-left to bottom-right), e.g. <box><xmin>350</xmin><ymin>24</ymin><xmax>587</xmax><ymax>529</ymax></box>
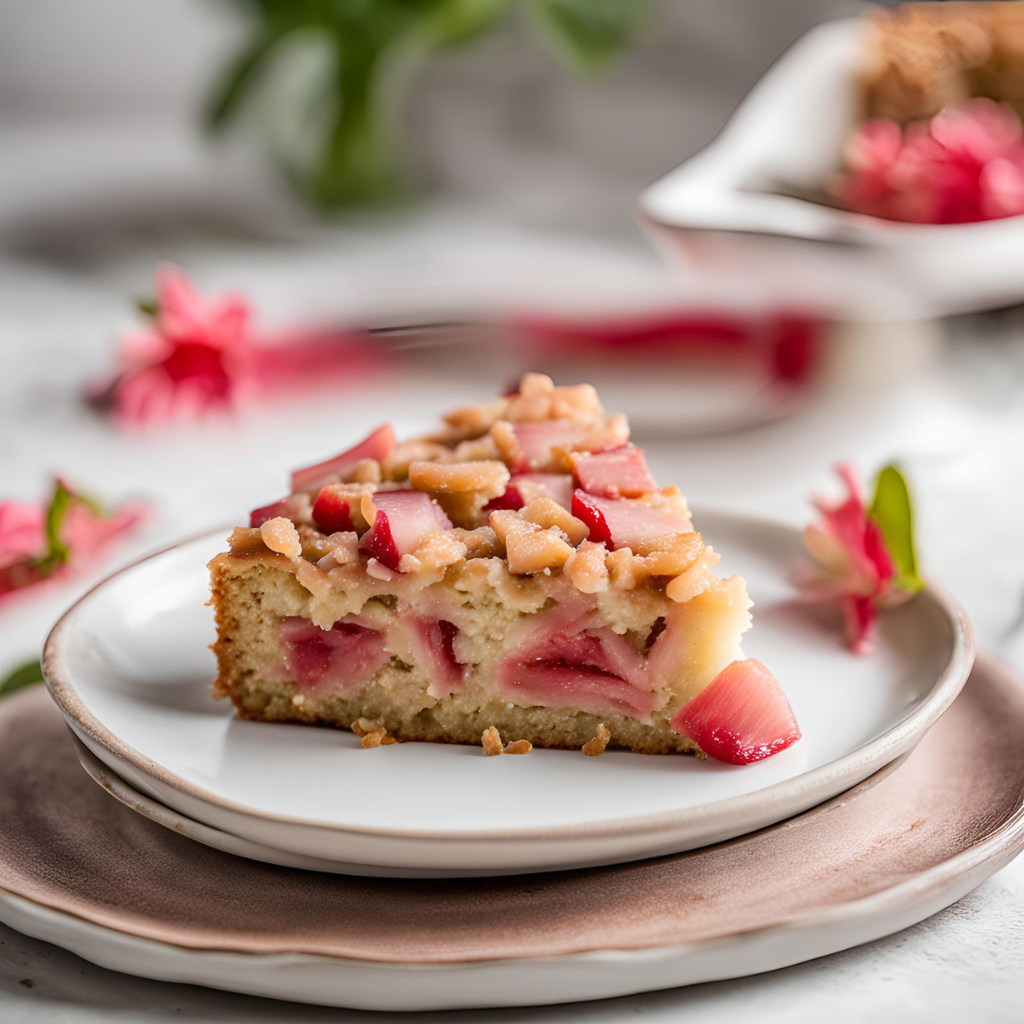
<box><xmin>481</xmin><ymin>726</ymin><xmax>532</xmax><ymax>755</ymax></box>
<box><xmin>260</xmin><ymin>517</ymin><xmax>302</xmax><ymax>559</ymax></box>
<box><xmin>488</xmin><ymin>510</ymin><xmax>575</xmax><ymax>574</ymax></box>
<box><xmin>564</xmin><ymin>540</ymin><xmax>610</xmax><ymax>594</ymax></box>
<box><xmin>409</xmin><ymin>459</ymin><xmax>510</xmax><ymax>497</ymax></box>
<box><xmin>481</xmin><ymin>725</ymin><xmax>504</xmax><ymax>756</ymax></box>
<box><xmin>582</xmin><ymin>723</ymin><xmax>612</xmax><ymax>756</ymax></box>
<box><xmin>352</xmin><ymin>718</ymin><xmax>397</xmax><ymax>747</ymax></box>
<box><xmin>519</xmin><ymin>497</ymin><xmax>589</xmax><ymax>546</ymax></box>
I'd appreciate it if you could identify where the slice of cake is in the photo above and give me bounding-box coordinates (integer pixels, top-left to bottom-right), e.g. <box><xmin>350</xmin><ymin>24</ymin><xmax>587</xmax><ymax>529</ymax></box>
<box><xmin>209</xmin><ymin>373</ymin><xmax>800</xmax><ymax>763</ymax></box>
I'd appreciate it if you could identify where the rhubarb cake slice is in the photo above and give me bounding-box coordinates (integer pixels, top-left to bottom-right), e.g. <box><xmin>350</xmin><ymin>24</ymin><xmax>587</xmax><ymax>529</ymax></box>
<box><xmin>209</xmin><ymin>373</ymin><xmax>800</xmax><ymax>763</ymax></box>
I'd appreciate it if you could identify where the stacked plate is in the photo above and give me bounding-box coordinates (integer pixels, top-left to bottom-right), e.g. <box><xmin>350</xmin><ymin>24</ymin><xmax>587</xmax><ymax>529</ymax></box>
<box><xmin>3</xmin><ymin>510</ymin><xmax>1019</xmax><ymax>1010</ymax></box>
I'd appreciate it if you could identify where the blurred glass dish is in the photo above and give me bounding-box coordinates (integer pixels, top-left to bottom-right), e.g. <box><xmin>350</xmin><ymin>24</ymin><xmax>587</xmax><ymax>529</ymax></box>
<box><xmin>363</xmin><ymin>307</ymin><xmax>824</xmax><ymax>439</ymax></box>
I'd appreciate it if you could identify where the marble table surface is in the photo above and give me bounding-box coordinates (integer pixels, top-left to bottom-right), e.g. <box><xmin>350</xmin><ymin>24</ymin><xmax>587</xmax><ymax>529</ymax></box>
<box><xmin>2</xmin><ymin>197</ymin><xmax>1023</xmax><ymax>1021</ymax></box>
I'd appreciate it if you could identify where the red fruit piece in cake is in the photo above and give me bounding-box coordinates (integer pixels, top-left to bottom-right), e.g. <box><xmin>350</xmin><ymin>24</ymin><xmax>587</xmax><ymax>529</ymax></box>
<box><xmin>279</xmin><ymin>615</ymin><xmax>391</xmax><ymax>692</ymax></box>
<box><xmin>511</xmin><ymin>472</ymin><xmax>574</xmax><ymax>509</ymax></box>
<box><xmin>670</xmin><ymin>658</ymin><xmax>801</xmax><ymax>764</ymax></box>
<box><xmin>571</xmin><ymin>445</ymin><xmax>657</xmax><ymax>499</ymax></box>
<box><xmin>482</xmin><ymin>486</ymin><xmax>525</xmax><ymax>513</ymax></box>
<box><xmin>484</xmin><ymin>473</ymin><xmax>575</xmax><ymax>513</ymax></box>
<box><xmin>510</xmin><ymin>419</ymin><xmax>588</xmax><ymax>472</ymax></box>
<box><xmin>249</xmin><ymin>498</ymin><xmax>290</xmax><ymax>528</ymax></box>
<box><xmin>571</xmin><ymin>490</ymin><xmax>691</xmax><ymax>551</ymax></box>
<box><xmin>312</xmin><ymin>486</ymin><xmax>354</xmax><ymax>534</ymax></box>
<box><xmin>364</xmin><ymin>490</ymin><xmax>453</xmax><ymax>571</ymax></box>
<box><xmin>497</xmin><ymin>608</ymin><xmax>654</xmax><ymax>720</ymax></box>
<box><xmin>290</xmin><ymin>424</ymin><xmax>396</xmax><ymax>492</ymax></box>
<box><xmin>407</xmin><ymin>618</ymin><xmax>467</xmax><ymax>698</ymax></box>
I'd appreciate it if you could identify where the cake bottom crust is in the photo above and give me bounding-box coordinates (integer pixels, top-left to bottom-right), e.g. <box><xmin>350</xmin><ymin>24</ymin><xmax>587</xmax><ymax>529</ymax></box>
<box><xmin>224</xmin><ymin>672</ymin><xmax>701</xmax><ymax>755</ymax></box>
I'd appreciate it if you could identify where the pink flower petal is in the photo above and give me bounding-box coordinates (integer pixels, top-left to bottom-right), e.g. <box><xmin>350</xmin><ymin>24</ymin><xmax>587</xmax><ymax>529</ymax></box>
<box><xmin>798</xmin><ymin>464</ymin><xmax>901</xmax><ymax>653</ymax></box>
<box><xmin>0</xmin><ymin>503</ymin><xmax>45</xmax><ymax>565</ymax></box>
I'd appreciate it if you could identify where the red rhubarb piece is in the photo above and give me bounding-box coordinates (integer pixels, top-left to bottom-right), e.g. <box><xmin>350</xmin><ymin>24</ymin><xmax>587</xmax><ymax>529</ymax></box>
<box><xmin>496</xmin><ymin>607</ymin><xmax>653</xmax><ymax>719</ymax></box>
<box><xmin>290</xmin><ymin>424</ymin><xmax>396</xmax><ymax>492</ymax></box>
<box><xmin>483</xmin><ymin>486</ymin><xmax>525</xmax><ymax>513</ymax></box>
<box><xmin>571</xmin><ymin>490</ymin><xmax>690</xmax><ymax>551</ymax></box>
<box><xmin>571</xmin><ymin>490</ymin><xmax>613</xmax><ymax>546</ymax></box>
<box><xmin>670</xmin><ymin>659</ymin><xmax>801</xmax><ymax>765</ymax></box>
<box><xmin>249</xmin><ymin>498</ymin><xmax>289</xmax><ymax>528</ymax></box>
<box><xmin>571</xmin><ymin>445</ymin><xmax>657</xmax><ymax>499</ymax></box>
<box><xmin>511</xmin><ymin>472</ymin><xmax>574</xmax><ymax>509</ymax></box>
<box><xmin>366</xmin><ymin>490</ymin><xmax>453</xmax><ymax>571</ymax></box>
<box><xmin>484</xmin><ymin>473</ymin><xmax>575</xmax><ymax>512</ymax></box>
<box><xmin>408</xmin><ymin>618</ymin><xmax>467</xmax><ymax>698</ymax></box>
<box><xmin>279</xmin><ymin>616</ymin><xmax>391</xmax><ymax>692</ymax></box>
<box><xmin>510</xmin><ymin>419</ymin><xmax>588</xmax><ymax>472</ymax></box>
<box><xmin>311</xmin><ymin>487</ymin><xmax>354</xmax><ymax>534</ymax></box>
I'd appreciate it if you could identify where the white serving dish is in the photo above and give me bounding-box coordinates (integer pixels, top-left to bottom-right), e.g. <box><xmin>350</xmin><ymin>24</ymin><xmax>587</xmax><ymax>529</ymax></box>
<box><xmin>639</xmin><ymin>18</ymin><xmax>1024</xmax><ymax>318</ymax></box>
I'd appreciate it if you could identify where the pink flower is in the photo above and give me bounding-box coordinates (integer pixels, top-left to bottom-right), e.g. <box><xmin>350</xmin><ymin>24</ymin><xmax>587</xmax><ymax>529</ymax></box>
<box><xmin>831</xmin><ymin>99</ymin><xmax>1024</xmax><ymax>224</ymax></box>
<box><xmin>797</xmin><ymin>464</ymin><xmax>903</xmax><ymax>654</ymax></box>
<box><xmin>0</xmin><ymin>481</ymin><xmax>147</xmax><ymax>605</ymax></box>
<box><xmin>93</xmin><ymin>266</ymin><xmax>384</xmax><ymax>427</ymax></box>
<box><xmin>111</xmin><ymin>266</ymin><xmax>252</xmax><ymax>424</ymax></box>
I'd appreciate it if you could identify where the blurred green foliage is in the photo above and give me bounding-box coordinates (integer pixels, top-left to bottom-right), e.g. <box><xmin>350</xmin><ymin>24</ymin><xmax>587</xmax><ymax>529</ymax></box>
<box><xmin>207</xmin><ymin>0</ymin><xmax>646</xmax><ymax>209</ymax></box>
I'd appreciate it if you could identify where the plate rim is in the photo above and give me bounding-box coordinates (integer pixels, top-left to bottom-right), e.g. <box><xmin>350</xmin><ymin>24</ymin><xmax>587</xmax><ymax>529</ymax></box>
<box><xmin>41</xmin><ymin>513</ymin><xmax>976</xmax><ymax>845</ymax></box>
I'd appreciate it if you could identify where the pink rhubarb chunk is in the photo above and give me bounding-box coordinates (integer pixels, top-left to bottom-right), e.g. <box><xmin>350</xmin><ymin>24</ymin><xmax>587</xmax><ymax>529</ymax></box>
<box><xmin>249</xmin><ymin>498</ymin><xmax>290</xmax><ymax>528</ymax></box>
<box><xmin>571</xmin><ymin>445</ymin><xmax>657</xmax><ymax>499</ymax></box>
<box><xmin>571</xmin><ymin>490</ymin><xmax>691</xmax><ymax>551</ymax></box>
<box><xmin>484</xmin><ymin>473</ymin><xmax>575</xmax><ymax>513</ymax></box>
<box><xmin>312</xmin><ymin>487</ymin><xmax>354</xmax><ymax>534</ymax></box>
<box><xmin>511</xmin><ymin>472</ymin><xmax>575</xmax><ymax>509</ymax></box>
<box><xmin>365</xmin><ymin>490</ymin><xmax>453</xmax><ymax>571</ymax></box>
<box><xmin>670</xmin><ymin>659</ymin><xmax>801</xmax><ymax>764</ymax></box>
<box><xmin>279</xmin><ymin>616</ymin><xmax>391</xmax><ymax>692</ymax></box>
<box><xmin>290</xmin><ymin>424</ymin><xmax>396</xmax><ymax>492</ymax></box>
<box><xmin>407</xmin><ymin>618</ymin><xmax>466</xmax><ymax>698</ymax></box>
<box><xmin>510</xmin><ymin>419</ymin><xmax>588</xmax><ymax>472</ymax></box>
<box><xmin>482</xmin><ymin>486</ymin><xmax>525</xmax><ymax>513</ymax></box>
<box><xmin>497</xmin><ymin>610</ymin><xmax>654</xmax><ymax>720</ymax></box>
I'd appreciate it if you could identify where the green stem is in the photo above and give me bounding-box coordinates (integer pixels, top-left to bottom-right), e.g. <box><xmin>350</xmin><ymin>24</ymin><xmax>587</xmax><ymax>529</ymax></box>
<box><xmin>304</xmin><ymin>35</ymin><xmax>407</xmax><ymax>208</ymax></box>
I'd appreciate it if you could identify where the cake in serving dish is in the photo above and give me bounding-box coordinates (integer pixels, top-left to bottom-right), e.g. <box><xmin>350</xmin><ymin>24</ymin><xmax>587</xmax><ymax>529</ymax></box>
<box><xmin>209</xmin><ymin>373</ymin><xmax>799</xmax><ymax>764</ymax></box>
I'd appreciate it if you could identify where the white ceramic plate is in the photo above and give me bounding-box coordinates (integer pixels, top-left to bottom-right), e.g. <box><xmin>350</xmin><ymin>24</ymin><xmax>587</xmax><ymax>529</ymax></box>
<box><xmin>65</xmin><ymin>734</ymin><xmax>905</xmax><ymax>878</ymax></box>
<box><xmin>42</xmin><ymin>513</ymin><xmax>973</xmax><ymax>876</ymax></box>
<box><xmin>638</xmin><ymin>18</ymin><xmax>1024</xmax><ymax>318</ymax></box>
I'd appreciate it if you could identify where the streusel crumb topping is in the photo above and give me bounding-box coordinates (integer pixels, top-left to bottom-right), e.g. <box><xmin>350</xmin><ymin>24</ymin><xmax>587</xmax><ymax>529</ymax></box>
<box><xmin>231</xmin><ymin>373</ymin><xmax>728</xmax><ymax>605</ymax></box>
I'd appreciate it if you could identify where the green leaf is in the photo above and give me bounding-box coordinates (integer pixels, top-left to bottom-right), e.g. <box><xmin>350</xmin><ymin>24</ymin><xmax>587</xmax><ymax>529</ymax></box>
<box><xmin>135</xmin><ymin>297</ymin><xmax>158</xmax><ymax>317</ymax></box>
<box><xmin>528</xmin><ymin>0</ymin><xmax>645</xmax><ymax>73</ymax></box>
<box><xmin>420</xmin><ymin>0</ymin><xmax>507</xmax><ymax>49</ymax></box>
<box><xmin>868</xmin><ymin>464</ymin><xmax>923</xmax><ymax>594</ymax></box>
<box><xmin>35</xmin><ymin>480</ymin><xmax>73</xmax><ymax>575</ymax></box>
<box><xmin>0</xmin><ymin>660</ymin><xmax>43</xmax><ymax>698</ymax></box>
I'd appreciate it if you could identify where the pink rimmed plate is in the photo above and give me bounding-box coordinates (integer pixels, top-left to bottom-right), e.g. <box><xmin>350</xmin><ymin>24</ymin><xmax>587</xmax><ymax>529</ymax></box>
<box><xmin>42</xmin><ymin>512</ymin><xmax>973</xmax><ymax>876</ymax></box>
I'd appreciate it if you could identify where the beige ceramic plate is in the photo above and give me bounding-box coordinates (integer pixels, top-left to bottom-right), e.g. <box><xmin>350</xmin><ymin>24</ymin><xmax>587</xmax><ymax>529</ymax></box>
<box><xmin>2</xmin><ymin>652</ymin><xmax>1023</xmax><ymax>1010</ymax></box>
<box><xmin>41</xmin><ymin>514</ymin><xmax>974</xmax><ymax>876</ymax></box>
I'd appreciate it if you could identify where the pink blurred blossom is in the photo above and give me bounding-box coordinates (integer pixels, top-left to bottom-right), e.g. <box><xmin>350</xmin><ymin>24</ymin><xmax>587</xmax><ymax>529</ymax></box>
<box><xmin>0</xmin><ymin>483</ymin><xmax>147</xmax><ymax>605</ymax></box>
<box><xmin>831</xmin><ymin>99</ymin><xmax>1024</xmax><ymax>224</ymax></box>
<box><xmin>94</xmin><ymin>265</ymin><xmax>382</xmax><ymax>427</ymax></box>
<box><xmin>796</xmin><ymin>464</ymin><xmax>901</xmax><ymax>654</ymax></box>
